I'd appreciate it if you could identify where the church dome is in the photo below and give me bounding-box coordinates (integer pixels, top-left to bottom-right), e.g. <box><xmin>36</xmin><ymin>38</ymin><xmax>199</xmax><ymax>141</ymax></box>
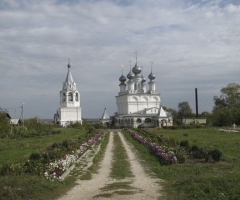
<box><xmin>148</xmin><ymin>71</ymin><xmax>156</xmax><ymax>81</ymax></box>
<box><xmin>119</xmin><ymin>74</ymin><xmax>126</xmax><ymax>83</ymax></box>
<box><xmin>141</xmin><ymin>75</ymin><xmax>146</xmax><ymax>83</ymax></box>
<box><xmin>127</xmin><ymin>70</ymin><xmax>134</xmax><ymax>80</ymax></box>
<box><xmin>132</xmin><ymin>63</ymin><xmax>141</xmax><ymax>75</ymax></box>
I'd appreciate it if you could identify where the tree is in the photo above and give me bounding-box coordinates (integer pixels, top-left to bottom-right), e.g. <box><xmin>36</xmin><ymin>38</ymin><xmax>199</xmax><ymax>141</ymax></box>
<box><xmin>213</xmin><ymin>83</ymin><xmax>240</xmax><ymax>126</ymax></box>
<box><xmin>178</xmin><ymin>101</ymin><xmax>193</xmax><ymax>120</ymax></box>
<box><xmin>0</xmin><ymin>112</ymin><xmax>11</xmax><ymax>135</ymax></box>
<box><xmin>199</xmin><ymin>111</ymin><xmax>213</xmax><ymax>125</ymax></box>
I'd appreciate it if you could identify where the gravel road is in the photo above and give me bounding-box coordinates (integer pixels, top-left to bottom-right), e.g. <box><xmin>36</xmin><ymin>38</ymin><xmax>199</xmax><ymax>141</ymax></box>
<box><xmin>59</xmin><ymin>131</ymin><xmax>163</xmax><ymax>200</ymax></box>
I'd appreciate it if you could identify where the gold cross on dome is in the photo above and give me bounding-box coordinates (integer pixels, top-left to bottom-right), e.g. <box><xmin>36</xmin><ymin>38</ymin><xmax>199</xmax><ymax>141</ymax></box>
<box><xmin>128</xmin><ymin>59</ymin><xmax>132</xmax><ymax>65</ymax></box>
<box><xmin>134</xmin><ymin>50</ymin><xmax>138</xmax><ymax>59</ymax></box>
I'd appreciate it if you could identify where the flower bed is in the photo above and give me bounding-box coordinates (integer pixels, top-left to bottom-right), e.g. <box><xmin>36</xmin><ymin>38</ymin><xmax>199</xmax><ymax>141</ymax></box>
<box><xmin>44</xmin><ymin>130</ymin><xmax>105</xmax><ymax>180</ymax></box>
<box><xmin>0</xmin><ymin>129</ymin><xmax>105</xmax><ymax>180</ymax></box>
<box><xmin>127</xmin><ymin>129</ymin><xmax>177</xmax><ymax>165</ymax></box>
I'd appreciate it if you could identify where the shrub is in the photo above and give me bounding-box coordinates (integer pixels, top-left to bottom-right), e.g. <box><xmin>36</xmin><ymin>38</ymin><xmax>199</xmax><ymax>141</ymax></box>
<box><xmin>209</xmin><ymin>149</ymin><xmax>222</xmax><ymax>162</ymax></box>
<box><xmin>191</xmin><ymin>145</ymin><xmax>199</xmax><ymax>152</ymax></box>
<box><xmin>192</xmin><ymin>147</ymin><xmax>208</xmax><ymax>160</ymax></box>
<box><xmin>29</xmin><ymin>153</ymin><xmax>41</xmax><ymax>161</ymax></box>
<box><xmin>180</xmin><ymin>140</ymin><xmax>189</xmax><ymax>149</ymax></box>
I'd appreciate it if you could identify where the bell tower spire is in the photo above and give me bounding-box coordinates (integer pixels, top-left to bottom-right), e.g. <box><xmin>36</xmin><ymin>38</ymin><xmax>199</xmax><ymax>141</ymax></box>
<box><xmin>55</xmin><ymin>60</ymin><xmax>82</xmax><ymax>127</ymax></box>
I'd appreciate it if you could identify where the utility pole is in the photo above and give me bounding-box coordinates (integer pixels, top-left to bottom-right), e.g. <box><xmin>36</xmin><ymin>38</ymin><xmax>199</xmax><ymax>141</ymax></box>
<box><xmin>21</xmin><ymin>103</ymin><xmax>25</xmax><ymax>126</ymax></box>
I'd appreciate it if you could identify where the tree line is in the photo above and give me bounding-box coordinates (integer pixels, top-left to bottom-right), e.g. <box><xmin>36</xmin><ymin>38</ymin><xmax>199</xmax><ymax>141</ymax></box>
<box><xmin>165</xmin><ymin>82</ymin><xmax>240</xmax><ymax>126</ymax></box>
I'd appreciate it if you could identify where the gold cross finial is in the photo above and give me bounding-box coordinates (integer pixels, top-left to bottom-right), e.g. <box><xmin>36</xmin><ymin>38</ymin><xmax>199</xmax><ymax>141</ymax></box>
<box><xmin>134</xmin><ymin>50</ymin><xmax>138</xmax><ymax>59</ymax></box>
<box><xmin>128</xmin><ymin>60</ymin><xmax>132</xmax><ymax>69</ymax></box>
<box><xmin>120</xmin><ymin>64</ymin><xmax>124</xmax><ymax>74</ymax></box>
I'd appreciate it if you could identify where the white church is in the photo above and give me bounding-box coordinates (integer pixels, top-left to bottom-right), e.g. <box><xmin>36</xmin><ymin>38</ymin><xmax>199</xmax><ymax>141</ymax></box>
<box><xmin>54</xmin><ymin>61</ymin><xmax>82</xmax><ymax>126</ymax></box>
<box><xmin>113</xmin><ymin>52</ymin><xmax>173</xmax><ymax>128</ymax></box>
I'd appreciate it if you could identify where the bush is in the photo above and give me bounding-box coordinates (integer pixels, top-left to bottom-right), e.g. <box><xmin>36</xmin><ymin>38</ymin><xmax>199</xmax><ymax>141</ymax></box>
<box><xmin>190</xmin><ymin>145</ymin><xmax>199</xmax><ymax>152</ymax></box>
<box><xmin>180</xmin><ymin>140</ymin><xmax>189</xmax><ymax>149</ymax></box>
<box><xmin>192</xmin><ymin>147</ymin><xmax>208</xmax><ymax>160</ymax></box>
<box><xmin>29</xmin><ymin>153</ymin><xmax>41</xmax><ymax>161</ymax></box>
<box><xmin>209</xmin><ymin>149</ymin><xmax>222</xmax><ymax>162</ymax></box>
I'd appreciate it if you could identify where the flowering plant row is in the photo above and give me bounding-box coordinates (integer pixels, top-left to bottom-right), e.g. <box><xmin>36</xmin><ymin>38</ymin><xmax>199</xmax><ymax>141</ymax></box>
<box><xmin>44</xmin><ymin>130</ymin><xmax>105</xmax><ymax>180</ymax></box>
<box><xmin>127</xmin><ymin>130</ymin><xmax>177</xmax><ymax>165</ymax></box>
<box><xmin>0</xmin><ymin>129</ymin><xmax>105</xmax><ymax>179</ymax></box>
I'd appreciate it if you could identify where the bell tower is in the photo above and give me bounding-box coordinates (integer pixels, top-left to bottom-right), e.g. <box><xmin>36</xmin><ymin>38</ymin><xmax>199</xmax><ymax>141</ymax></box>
<box><xmin>55</xmin><ymin>60</ymin><xmax>82</xmax><ymax>126</ymax></box>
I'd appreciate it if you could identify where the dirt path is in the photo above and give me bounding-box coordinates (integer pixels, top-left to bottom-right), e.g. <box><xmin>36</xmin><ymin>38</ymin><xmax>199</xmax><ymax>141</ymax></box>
<box><xmin>59</xmin><ymin>131</ymin><xmax>163</xmax><ymax>200</ymax></box>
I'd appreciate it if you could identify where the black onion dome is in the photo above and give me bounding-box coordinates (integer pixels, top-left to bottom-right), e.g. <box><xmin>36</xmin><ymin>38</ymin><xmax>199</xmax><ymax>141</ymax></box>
<box><xmin>132</xmin><ymin>63</ymin><xmax>141</xmax><ymax>75</ymax></box>
<box><xmin>127</xmin><ymin>70</ymin><xmax>134</xmax><ymax>79</ymax></box>
<box><xmin>141</xmin><ymin>75</ymin><xmax>146</xmax><ymax>83</ymax></box>
<box><xmin>148</xmin><ymin>71</ymin><xmax>156</xmax><ymax>81</ymax></box>
<box><xmin>119</xmin><ymin>74</ymin><xmax>126</xmax><ymax>83</ymax></box>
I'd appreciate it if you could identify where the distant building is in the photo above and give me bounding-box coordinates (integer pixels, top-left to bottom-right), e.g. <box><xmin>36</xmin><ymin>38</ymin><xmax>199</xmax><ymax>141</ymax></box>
<box><xmin>100</xmin><ymin>107</ymin><xmax>111</xmax><ymax>127</ymax></box>
<box><xmin>54</xmin><ymin>61</ymin><xmax>82</xmax><ymax>127</ymax></box>
<box><xmin>113</xmin><ymin>53</ymin><xmax>172</xmax><ymax>128</ymax></box>
<box><xmin>10</xmin><ymin>119</ymin><xmax>21</xmax><ymax>125</ymax></box>
<box><xmin>84</xmin><ymin>108</ymin><xmax>111</xmax><ymax>127</ymax></box>
<box><xmin>182</xmin><ymin>118</ymin><xmax>206</xmax><ymax>125</ymax></box>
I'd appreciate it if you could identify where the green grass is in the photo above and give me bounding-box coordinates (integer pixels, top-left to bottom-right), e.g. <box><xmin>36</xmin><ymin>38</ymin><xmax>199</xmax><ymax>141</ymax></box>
<box><xmin>0</xmin><ymin>172</ymin><xmax>77</xmax><ymax>200</ymax></box>
<box><xmin>149</xmin><ymin>127</ymin><xmax>240</xmax><ymax>161</ymax></box>
<box><xmin>0</xmin><ymin>128</ymin><xmax>85</xmax><ymax>168</ymax></box>
<box><xmin>0</xmin><ymin>128</ymin><xmax>105</xmax><ymax>200</ymax></box>
<box><xmin>110</xmin><ymin>133</ymin><xmax>133</xmax><ymax>179</ymax></box>
<box><xmin>123</xmin><ymin>128</ymin><xmax>240</xmax><ymax>200</ymax></box>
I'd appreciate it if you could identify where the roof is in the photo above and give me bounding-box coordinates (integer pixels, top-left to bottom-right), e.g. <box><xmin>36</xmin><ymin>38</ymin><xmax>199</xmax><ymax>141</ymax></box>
<box><xmin>62</xmin><ymin>63</ymin><xmax>77</xmax><ymax>91</ymax></box>
<box><xmin>101</xmin><ymin>108</ymin><xmax>110</xmax><ymax>120</ymax></box>
<box><xmin>65</xmin><ymin>68</ymin><xmax>74</xmax><ymax>83</ymax></box>
<box><xmin>159</xmin><ymin>107</ymin><xmax>167</xmax><ymax>117</ymax></box>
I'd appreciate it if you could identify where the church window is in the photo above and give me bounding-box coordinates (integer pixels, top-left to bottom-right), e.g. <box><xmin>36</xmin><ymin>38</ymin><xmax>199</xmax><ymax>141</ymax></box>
<box><xmin>145</xmin><ymin>118</ymin><xmax>151</xmax><ymax>123</ymax></box>
<box><xmin>137</xmin><ymin>118</ymin><xmax>141</xmax><ymax>123</ymax></box>
<box><xmin>62</xmin><ymin>93</ymin><xmax>66</xmax><ymax>102</ymax></box>
<box><xmin>128</xmin><ymin>119</ymin><xmax>130</xmax><ymax>123</ymax></box>
<box><xmin>68</xmin><ymin>92</ymin><xmax>73</xmax><ymax>101</ymax></box>
<box><xmin>75</xmin><ymin>93</ymin><xmax>79</xmax><ymax>101</ymax></box>
<box><xmin>131</xmin><ymin>119</ymin><xmax>133</xmax><ymax>123</ymax></box>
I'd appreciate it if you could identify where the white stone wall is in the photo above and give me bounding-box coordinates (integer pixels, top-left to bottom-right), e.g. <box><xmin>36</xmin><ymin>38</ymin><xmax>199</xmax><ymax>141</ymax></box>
<box><xmin>59</xmin><ymin>107</ymin><xmax>82</xmax><ymax>126</ymax></box>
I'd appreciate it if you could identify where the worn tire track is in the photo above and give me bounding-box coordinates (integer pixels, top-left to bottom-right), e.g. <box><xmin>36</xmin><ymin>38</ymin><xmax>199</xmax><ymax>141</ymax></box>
<box><xmin>58</xmin><ymin>131</ymin><xmax>163</xmax><ymax>200</ymax></box>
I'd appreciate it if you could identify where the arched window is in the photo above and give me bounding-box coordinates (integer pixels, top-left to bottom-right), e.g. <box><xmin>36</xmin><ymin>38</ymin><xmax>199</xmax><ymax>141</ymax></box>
<box><xmin>75</xmin><ymin>93</ymin><xmax>79</xmax><ymax>101</ymax></box>
<box><xmin>68</xmin><ymin>92</ymin><xmax>73</xmax><ymax>101</ymax></box>
<box><xmin>145</xmin><ymin>118</ymin><xmax>151</xmax><ymax>123</ymax></box>
<box><xmin>137</xmin><ymin>118</ymin><xmax>142</xmax><ymax>123</ymax></box>
<box><xmin>62</xmin><ymin>93</ymin><xmax>66</xmax><ymax>102</ymax></box>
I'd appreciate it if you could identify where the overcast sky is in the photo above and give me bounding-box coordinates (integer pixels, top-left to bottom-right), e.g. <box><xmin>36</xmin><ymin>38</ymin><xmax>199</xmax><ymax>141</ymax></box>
<box><xmin>0</xmin><ymin>0</ymin><xmax>239</xmax><ymax>119</ymax></box>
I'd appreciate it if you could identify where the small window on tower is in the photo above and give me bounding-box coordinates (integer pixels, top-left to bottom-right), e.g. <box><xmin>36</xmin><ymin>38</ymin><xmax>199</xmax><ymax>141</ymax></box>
<box><xmin>62</xmin><ymin>93</ymin><xmax>66</xmax><ymax>102</ymax></box>
<box><xmin>68</xmin><ymin>92</ymin><xmax>73</xmax><ymax>101</ymax></box>
<box><xmin>75</xmin><ymin>93</ymin><xmax>79</xmax><ymax>101</ymax></box>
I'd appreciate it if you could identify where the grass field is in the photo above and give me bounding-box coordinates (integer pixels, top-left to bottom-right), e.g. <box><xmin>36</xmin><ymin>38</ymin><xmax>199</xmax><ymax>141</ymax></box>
<box><xmin>123</xmin><ymin>127</ymin><xmax>240</xmax><ymax>199</ymax></box>
<box><xmin>0</xmin><ymin>128</ymin><xmax>91</xmax><ymax>200</ymax></box>
<box><xmin>1</xmin><ymin>127</ymin><xmax>240</xmax><ymax>199</ymax></box>
<box><xmin>0</xmin><ymin>128</ymin><xmax>85</xmax><ymax>168</ymax></box>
